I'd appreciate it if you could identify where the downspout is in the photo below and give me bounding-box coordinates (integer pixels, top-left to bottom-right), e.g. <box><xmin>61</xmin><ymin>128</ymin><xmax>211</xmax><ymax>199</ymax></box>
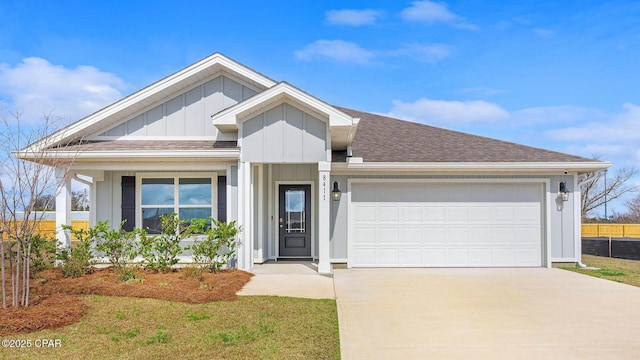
<box><xmin>73</xmin><ymin>174</ymin><xmax>92</xmax><ymax>187</ymax></box>
<box><xmin>576</xmin><ymin>174</ymin><xmax>589</xmax><ymax>268</ymax></box>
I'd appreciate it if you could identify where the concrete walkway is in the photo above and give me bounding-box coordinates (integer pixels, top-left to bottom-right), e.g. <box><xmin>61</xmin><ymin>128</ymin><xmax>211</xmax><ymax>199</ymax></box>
<box><xmin>333</xmin><ymin>268</ymin><xmax>640</xmax><ymax>360</ymax></box>
<box><xmin>237</xmin><ymin>261</ymin><xmax>335</xmax><ymax>299</ymax></box>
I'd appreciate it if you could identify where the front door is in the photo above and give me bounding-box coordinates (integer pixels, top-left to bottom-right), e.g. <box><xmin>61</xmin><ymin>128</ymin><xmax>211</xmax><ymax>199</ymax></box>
<box><xmin>279</xmin><ymin>185</ymin><xmax>311</xmax><ymax>258</ymax></box>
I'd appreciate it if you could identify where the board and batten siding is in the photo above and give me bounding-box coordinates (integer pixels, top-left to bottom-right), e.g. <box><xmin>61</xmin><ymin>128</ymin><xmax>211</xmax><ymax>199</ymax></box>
<box><xmin>241</xmin><ymin>103</ymin><xmax>328</xmax><ymax>163</ymax></box>
<box><xmin>97</xmin><ymin>76</ymin><xmax>257</xmax><ymax>139</ymax></box>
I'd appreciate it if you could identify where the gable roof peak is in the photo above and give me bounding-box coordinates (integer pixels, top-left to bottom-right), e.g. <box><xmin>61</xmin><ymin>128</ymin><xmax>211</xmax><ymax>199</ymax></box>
<box><xmin>23</xmin><ymin>53</ymin><xmax>278</xmax><ymax>153</ymax></box>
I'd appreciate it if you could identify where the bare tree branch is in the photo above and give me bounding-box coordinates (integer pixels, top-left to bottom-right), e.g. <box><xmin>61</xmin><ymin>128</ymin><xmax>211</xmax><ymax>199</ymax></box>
<box><xmin>0</xmin><ymin>110</ymin><xmax>79</xmax><ymax>307</ymax></box>
<box><xmin>580</xmin><ymin>167</ymin><xmax>639</xmax><ymax>220</ymax></box>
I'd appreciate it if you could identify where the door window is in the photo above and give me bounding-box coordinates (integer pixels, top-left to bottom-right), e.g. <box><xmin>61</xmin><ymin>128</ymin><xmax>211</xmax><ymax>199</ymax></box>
<box><xmin>285</xmin><ymin>189</ymin><xmax>305</xmax><ymax>233</ymax></box>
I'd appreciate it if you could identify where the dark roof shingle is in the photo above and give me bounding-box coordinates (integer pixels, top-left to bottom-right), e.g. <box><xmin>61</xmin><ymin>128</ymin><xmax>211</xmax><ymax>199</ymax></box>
<box><xmin>337</xmin><ymin>107</ymin><xmax>592</xmax><ymax>163</ymax></box>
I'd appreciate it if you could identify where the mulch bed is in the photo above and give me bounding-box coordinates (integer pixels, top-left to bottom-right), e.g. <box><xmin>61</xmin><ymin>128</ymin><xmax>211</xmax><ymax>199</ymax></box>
<box><xmin>0</xmin><ymin>267</ymin><xmax>254</xmax><ymax>335</ymax></box>
<box><xmin>0</xmin><ymin>294</ymin><xmax>87</xmax><ymax>336</ymax></box>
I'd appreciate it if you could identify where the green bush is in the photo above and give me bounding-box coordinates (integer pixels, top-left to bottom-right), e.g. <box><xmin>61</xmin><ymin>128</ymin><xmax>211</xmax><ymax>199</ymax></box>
<box><xmin>29</xmin><ymin>233</ymin><xmax>58</xmax><ymax>275</ymax></box>
<box><xmin>93</xmin><ymin>220</ymin><xmax>138</xmax><ymax>270</ymax></box>
<box><xmin>58</xmin><ymin>225</ymin><xmax>96</xmax><ymax>277</ymax></box>
<box><xmin>187</xmin><ymin>218</ymin><xmax>240</xmax><ymax>272</ymax></box>
<box><xmin>137</xmin><ymin>213</ymin><xmax>189</xmax><ymax>272</ymax></box>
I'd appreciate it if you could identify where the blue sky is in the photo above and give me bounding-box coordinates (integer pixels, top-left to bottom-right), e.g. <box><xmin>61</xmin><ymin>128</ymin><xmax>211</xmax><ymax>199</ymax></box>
<box><xmin>0</xmin><ymin>1</ymin><xmax>639</xmax><ymax>215</ymax></box>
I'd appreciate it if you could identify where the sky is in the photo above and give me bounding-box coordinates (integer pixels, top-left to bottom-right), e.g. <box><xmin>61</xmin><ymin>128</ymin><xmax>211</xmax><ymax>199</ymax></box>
<box><xmin>0</xmin><ymin>0</ymin><xmax>639</xmax><ymax>215</ymax></box>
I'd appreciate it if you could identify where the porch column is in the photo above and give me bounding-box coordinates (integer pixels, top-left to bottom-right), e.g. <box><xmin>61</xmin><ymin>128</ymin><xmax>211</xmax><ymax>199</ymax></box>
<box><xmin>317</xmin><ymin>161</ymin><xmax>331</xmax><ymax>273</ymax></box>
<box><xmin>238</xmin><ymin>161</ymin><xmax>253</xmax><ymax>271</ymax></box>
<box><xmin>55</xmin><ymin>168</ymin><xmax>72</xmax><ymax>248</ymax></box>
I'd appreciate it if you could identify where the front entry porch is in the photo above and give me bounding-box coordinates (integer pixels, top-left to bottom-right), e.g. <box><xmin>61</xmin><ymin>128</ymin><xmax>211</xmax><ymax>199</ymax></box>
<box><xmin>237</xmin><ymin>260</ymin><xmax>335</xmax><ymax>299</ymax></box>
<box><xmin>236</xmin><ymin>162</ymin><xmax>332</xmax><ymax>274</ymax></box>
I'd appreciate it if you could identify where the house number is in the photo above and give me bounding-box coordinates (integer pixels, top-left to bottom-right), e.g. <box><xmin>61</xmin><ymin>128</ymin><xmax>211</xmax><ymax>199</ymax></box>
<box><xmin>322</xmin><ymin>174</ymin><xmax>327</xmax><ymax>201</ymax></box>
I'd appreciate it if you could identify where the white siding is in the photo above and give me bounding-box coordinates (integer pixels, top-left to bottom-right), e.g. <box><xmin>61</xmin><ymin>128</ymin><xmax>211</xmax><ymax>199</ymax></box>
<box><xmin>97</xmin><ymin>75</ymin><xmax>256</xmax><ymax>139</ymax></box>
<box><xmin>242</xmin><ymin>103</ymin><xmax>328</xmax><ymax>163</ymax></box>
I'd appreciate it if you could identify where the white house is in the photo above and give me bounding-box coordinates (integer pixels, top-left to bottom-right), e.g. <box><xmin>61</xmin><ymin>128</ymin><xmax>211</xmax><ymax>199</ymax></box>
<box><xmin>19</xmin><ymin>53</ymin><xmax>609</xmax><ymax>273</ymax></box>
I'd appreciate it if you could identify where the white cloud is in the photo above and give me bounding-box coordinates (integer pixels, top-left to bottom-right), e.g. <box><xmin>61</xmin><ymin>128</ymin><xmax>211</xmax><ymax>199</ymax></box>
<box><xmin>0</xmin><ymin>57</ymin><xmax>126</xmax><ymax>123</ymax></box>
<box><xmin>295</xmin><ymin>41</ymin><xmax>453</xmax><ymax>65</ymax></box>
<box><xmin>388</xmin><ymin>98</ymin><xmax>510</xmax><ymax>123</ymax></box>
<box><xmin>325</xmin><ymin>9</ymin><xmax>384</xmax><ymax>26</ymax></box>
<box><xmin>294</xmin><ymin>40</ymin><xmax>375</xmax><ymax>64</ymax></box>
<box><xmin>400</xmin><ymin>1</ymin><xmax>477</xmax><ymax>30</ymax></box>
<box><xmin>545</xmin><ymin>103</ymin><xmax>640</xmax><ymax>142</ymax></box>
<box><xmin>512</xmin><ymin>105</ymin><xmax>605</xmax><ymax>126</ymax></box>
<box><xmin>390</xmin><ymin>43</ymin><xmax>454</xmax><ymax>63</ymax></box>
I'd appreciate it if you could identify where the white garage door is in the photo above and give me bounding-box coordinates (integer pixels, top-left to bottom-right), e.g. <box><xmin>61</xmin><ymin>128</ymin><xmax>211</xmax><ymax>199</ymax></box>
<box><xmin>349</xmin><ymin>182</ymin><xmax>543</xmax><ymax>267</ymax></box>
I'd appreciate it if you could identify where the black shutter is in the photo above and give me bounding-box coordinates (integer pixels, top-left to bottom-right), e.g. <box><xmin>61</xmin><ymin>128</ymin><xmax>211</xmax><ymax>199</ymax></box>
<box><xmin>217</xmin><ymin>176</ymin><xmax>227</xmax><ymax>222</ymax></box>
<box><xmin>121</xmin><ymin>176</ymin><xmax>136</xmax><ymax>231</ymax></box>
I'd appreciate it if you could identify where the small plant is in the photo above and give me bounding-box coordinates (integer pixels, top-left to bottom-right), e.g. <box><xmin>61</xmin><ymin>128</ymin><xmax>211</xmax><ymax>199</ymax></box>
<box><xmin>147</xmin><ymin>326</ymin><xmax>171</xmax><ymax>344</ymax></box>
<box><xmin>258</xmin><ymin>312</ymin><xmax>275</xmax><ymax>334</ymax></box>
<box><xmin>117</xmin><ymin>265</ymin><xmax>139</xmax><ymax>282</ymax></box>
<box><xmin>216</xmin><ymin>325</ymin><xmax>258</xmax><ymax>345</ymax></box>
<box><xmin>102</xmin><ymin>325</ymin><xmax>140</xmax><ymax>343</ymax></box>
<box><xmin>58</xmin><ymin>225</ymin><xmax>96</xmax><ymax>277</ymax></box>
<box><xmin>187</xmin><ymin>219</ymin><xmax>240</xmax><ymax>272</ymax></box>
<box><xmin>137</xmin><ymin>214</ymin><xmax>189</xmax><ymax>272</ymax></box>
<box><xmin>115</xmin><ymin>311</ymin><xmax>126</xmax><ymax>320</ymax></box>
<box><xmin>28</xmin><ymin>233</ymin><xmax>58</xmax><ymax>276</ymax></box>
<box><xmin>181</xmin><ymin>264</ymin><xmax>205</xmax><ymax>281</ymax></box>
<box><xmin>93</xmin><ymin>220</ymin><xmax>138</xmax><ymax>271</ymax></box>
<box><xmin>185</xmin><ymin>311</ymin><xmax>213</xmax><ymax>321</ymax></box>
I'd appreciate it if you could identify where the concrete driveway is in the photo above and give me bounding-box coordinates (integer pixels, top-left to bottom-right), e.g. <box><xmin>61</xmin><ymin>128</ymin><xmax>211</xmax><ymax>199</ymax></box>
<box><xmin>333</xmin><ymin>268</ymin><xmax>640</xmax><ymax>360</ymax></box>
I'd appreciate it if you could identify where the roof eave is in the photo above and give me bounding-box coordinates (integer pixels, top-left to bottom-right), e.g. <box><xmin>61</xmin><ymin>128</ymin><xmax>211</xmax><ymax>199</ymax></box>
<box><xmin>16</xmin><ymin>149</ymin><xmax>240</xmax><ymax>163</ymax></box>
<box><xmin>331</xmin><ymin>161</ymin><xmax>611</xmax><ymax>174</ymax></box>
<box><xmin>212</xmin><ymin>82</ymin><xmax>357</xmax><ymax>130</ymax></box>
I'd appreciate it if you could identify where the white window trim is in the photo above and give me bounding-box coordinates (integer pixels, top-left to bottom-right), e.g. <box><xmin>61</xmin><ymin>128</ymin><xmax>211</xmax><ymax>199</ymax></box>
<box><xmin>135</xmin><ymin>172</ymin><xmax>218</xmax><ymax>231</ymax></box>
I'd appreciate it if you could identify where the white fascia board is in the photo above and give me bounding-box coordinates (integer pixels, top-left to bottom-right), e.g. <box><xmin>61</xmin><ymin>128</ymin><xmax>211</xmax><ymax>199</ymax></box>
<box><xmin>332</xmin><ymin>161</ymin><xmax>611</xmax><ymax>174</ymax></box>
<box><xmin>212</xmin><ymin>82</ymin><xmax>356</xmax><ymax>131</ymax></box>
<box><xmin>70</xmin><ymin>162</ymin><xmax>231</xmax><ymax>172</ymax></box>
<box><xmin>17</xmin><ymin>149</ymin><xmax>240</xmax><ymax>161</ymax></box>
<box><xmin>25</xmin><ymin>53</ymin><xmax>276</xmax><ymax>153</ymax></box>
<box><xmin>214</xmin><ymin>54</ymin><xmax>277</xmax><ymax>89</ymax></box>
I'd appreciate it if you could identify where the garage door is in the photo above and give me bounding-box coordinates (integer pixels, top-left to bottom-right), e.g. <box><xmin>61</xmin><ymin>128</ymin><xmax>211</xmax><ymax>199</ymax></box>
<box><xmin>349</xmin><ymin>182</ymin><xmax>543</xmax><ymax>267</ymax></box>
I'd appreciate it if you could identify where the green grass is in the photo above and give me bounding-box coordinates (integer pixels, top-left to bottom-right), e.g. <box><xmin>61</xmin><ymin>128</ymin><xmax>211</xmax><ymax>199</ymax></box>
<box><xmin>5</xmin><ymin>296</ymin><xmax>340</xmax><ymax>360</ymax></box>
<box><xmin>562</xmin><ymin>254</ymin><xmax>640</xmax><ymax>287</ymax></box>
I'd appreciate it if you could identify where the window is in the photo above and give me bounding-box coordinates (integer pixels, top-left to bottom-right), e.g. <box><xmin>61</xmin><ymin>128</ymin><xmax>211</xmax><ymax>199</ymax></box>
<box><xmin>138</xmin><ymin>173</ymin><xmax>216</xmax><ymax>233</ymax></box>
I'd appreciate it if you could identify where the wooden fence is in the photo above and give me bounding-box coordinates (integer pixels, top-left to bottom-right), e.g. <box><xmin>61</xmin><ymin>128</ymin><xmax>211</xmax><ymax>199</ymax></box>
<box><xmin>582</xmin><ymin>224</ymin><xmax>640</xmax><ymax>238</ymax></box>
<box><xmin>1</xmin><ymin>220</ymin><xmax>90</xmax><ymax>240</ymax></box>
<box><xmin>4</xmin><ymin>220</ymin><xmax>640</xmax><ymax>240</ymax></box>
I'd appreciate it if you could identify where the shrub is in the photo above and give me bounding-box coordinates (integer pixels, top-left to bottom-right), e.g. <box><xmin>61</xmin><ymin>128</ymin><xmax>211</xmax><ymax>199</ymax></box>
<box><xmin>58</xmin><ymin>225</ymin><xmax>96</xmax><ymax>277</ymax></box>
<box><xmin>137</xmin><ymin>213</ymin><xmax>189</xmax><ymax>272</ymax></box>
<box><xmin>93</xmin><ymin>220</ymin><xmax>138</xmax><ymax>270</ymax></box>
<box><xmin>28</xmin><ymin>233</ymin><xmax>58</xmax><ymax>276</ymax></box>
<box><xmin>187</xmin><ymin>219</ymin><xmax>240</xmax><ymax>272</ymax></box>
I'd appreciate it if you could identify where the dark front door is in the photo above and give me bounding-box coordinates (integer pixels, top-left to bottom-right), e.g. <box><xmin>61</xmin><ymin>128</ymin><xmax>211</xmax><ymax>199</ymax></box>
<box><xmin>279</xmin><ymin>184</ymin><xmax>311</xmax><ymax>257</ymax></box>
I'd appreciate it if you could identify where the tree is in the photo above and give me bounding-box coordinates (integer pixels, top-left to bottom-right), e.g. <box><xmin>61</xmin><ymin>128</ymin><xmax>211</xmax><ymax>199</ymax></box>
<box><xmin>623</xmin><ymin>194</ymin><xmax>640</xmax><ymax>222</ymax></box>
<box><xmin>71</xmin><ymin>189</ymin><xmax>90</xmax><ymax>211</ymax></box>
<box><xmin>0</xmin><ymin>110</ymin><xmax>77</xmax><ymax>308</ymax></box>
<box><xmin>580</xmin><ymin>167</ymin><xmax>639</xmax><ymax>220</ymax></box>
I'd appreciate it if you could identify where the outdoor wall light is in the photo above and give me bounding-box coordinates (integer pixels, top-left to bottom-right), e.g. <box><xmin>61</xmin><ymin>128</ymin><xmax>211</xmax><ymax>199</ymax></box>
<box><xmin>331</xmin><ymin>181</ymin><xmax>342</xmax><ymax>201</ymax></box>
<box><xmin>559</xmin><ymin>181</ymin><xmax>570</xmax><ymax>201</ymax></box>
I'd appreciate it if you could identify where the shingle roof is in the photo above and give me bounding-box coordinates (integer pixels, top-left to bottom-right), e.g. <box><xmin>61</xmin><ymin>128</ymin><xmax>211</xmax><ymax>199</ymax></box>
<box><xmin>335</xmin><ymin>107</ymin><xmax>592</xmax><ymax>163</ymax></box>
<box><xmin>52</xmin><ymin>140</ymin><xmax>237</xmax><ymax>152</ymax></box>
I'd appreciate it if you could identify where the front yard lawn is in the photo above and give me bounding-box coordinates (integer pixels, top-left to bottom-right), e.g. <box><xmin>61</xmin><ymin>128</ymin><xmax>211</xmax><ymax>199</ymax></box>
<box><xmin>3</xmin><ymin>295</ymin><xmax>340</xmax><ymax>360</ymax></box>
<box><xmin>562</xmin><ymin>254</ymin><xmax>640</xmax><ymax>287</ymax></box>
